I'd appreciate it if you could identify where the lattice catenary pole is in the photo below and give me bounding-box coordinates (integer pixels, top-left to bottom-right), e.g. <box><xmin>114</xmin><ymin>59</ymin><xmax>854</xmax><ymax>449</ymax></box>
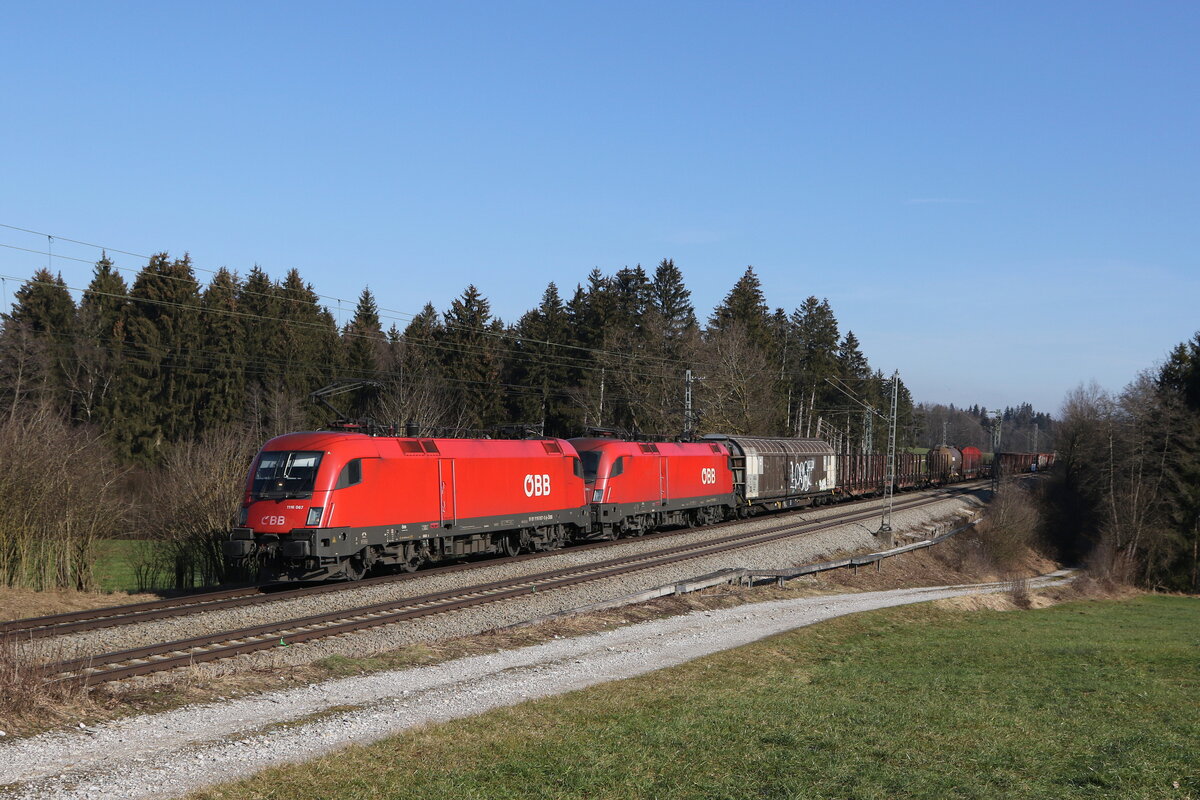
<box><xmin>881</xmin><ymin>370</ymin><xmax>899</xmax><ymax>534</ymax></box>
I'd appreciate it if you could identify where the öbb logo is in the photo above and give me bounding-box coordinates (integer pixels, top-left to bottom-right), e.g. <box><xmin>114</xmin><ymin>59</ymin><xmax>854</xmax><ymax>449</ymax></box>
<box><xmin>700</xmin><ymin>467</ymin><xmax>718</xmax><ymax>485</ymax></box>
<box><xmin>524</xmin><ymin>474</ymin><xmax>552</xmax><ymax>497</ymax></box>
<box><xmin>261</xmin><ymin>515</ymin><xmax>287</xmax><ymax>527</ymax></box>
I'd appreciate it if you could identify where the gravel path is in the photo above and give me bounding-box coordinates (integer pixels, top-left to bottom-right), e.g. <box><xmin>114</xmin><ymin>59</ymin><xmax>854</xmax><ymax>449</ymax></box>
<box><xmin>0</xmin><ymin>567</ymin><xmax>1071</xmax><ymax>800</ymax></box>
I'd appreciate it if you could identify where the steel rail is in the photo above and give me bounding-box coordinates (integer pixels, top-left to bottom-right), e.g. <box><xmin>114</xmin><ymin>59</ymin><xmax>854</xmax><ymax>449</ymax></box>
<box><xmin>46</xmin><ymin>490</ymin><xmax>972</xmax><ymax>684</ymax></box>
<box><xmin>7</xmin><ymin>482</ymin><xmax>985</xmax><ymax>639</ymax></box>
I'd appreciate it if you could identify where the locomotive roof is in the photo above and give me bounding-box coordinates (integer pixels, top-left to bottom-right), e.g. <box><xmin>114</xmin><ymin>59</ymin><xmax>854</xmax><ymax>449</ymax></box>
<box><xmin>569</xmin><ymin>438</ymin><xmax>729</xmax><ymax>455</ymax></box>
<box><xmin>261</xmin><ymin>431</ymin><xmax>581</xmax><ymax>457</ymax></box>
<box><xmin>701</xmin><ymin>434</ymin><xmax>835</xmax><ymax>457</ymax></box>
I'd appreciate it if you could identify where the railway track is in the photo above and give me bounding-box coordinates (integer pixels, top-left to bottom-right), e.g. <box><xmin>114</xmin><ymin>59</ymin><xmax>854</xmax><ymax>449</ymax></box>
<box><xmin>42</xmin><ymin>488</ymin><xmax>977</xmax><ymax>684</ymax></box>
<box><xmin>5</xmin><ymin>482</ymin><xmax>982</xmax><ymax>640</ymax></box>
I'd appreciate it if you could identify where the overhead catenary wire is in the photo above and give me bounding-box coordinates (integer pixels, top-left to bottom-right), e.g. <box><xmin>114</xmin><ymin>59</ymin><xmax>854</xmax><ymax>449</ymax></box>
<box><xmin>0</xmin><ymin>226</ymin><xmax>949</xmax><ymax>465</ymax></box>
<box><xmin>0</xmin><ymin>244</ymin><xmax>811</xmax><ymax>387</ymax></box>
<box><xmin>0</xmin><ymin>270</ymin><xmax>723</xmax><ymax>417</ymax></box>
<box><xmin>0</xmin><ymin>241</ymin><xmax>707</xmax><ymax>381</ymax></box>
<box><xmin>0</xmin><ymin>253</ymin><xmax>872</xmax><ymax>392</ymax></box>
<box><xmin>0</xmin><ymin>223</ymin><xmax>907</xmax><ymax>396</ymax></box>
<box><xmin>0</xmin><ymin>224</ymin><xmax>711</xmax><ymax>373</ymax></box>
<box><xmin>0</xmin><ymin>268</ymin><xmax>694</xmax><ymax>389</ymax></box>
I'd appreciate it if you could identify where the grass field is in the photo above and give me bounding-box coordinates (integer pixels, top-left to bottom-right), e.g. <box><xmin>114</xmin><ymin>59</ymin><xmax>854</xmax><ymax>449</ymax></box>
<box><xmin>92</xmin><ymin>539</ymin><xmax>158</xmax><ymax>593</ymax></box>
<box><xmin>191</xmin><ymin>595</ymin><xmax>1199</xmax><ymax>800</ymax></box>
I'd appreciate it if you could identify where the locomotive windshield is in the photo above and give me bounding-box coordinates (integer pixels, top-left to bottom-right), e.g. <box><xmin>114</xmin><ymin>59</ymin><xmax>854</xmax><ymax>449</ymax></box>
<box><xmin>579</xmin><ymin>451</ymin><xmax>601</xmax><ymax>482</ymax></box>
<box><xmin>252</xmin><ymin>451</ymin><xmax>323</xmax><ymax>499</ymax></box>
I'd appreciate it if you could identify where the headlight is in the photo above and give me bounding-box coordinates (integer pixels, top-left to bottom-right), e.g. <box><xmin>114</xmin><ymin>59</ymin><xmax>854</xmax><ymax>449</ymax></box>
<box><xmin>306</xmin><ymin>507</ymin><xmax>324</xmax><ymax>526</ymax></box>
<box><xmin>238</xmin><ymin>507</ymin><xmax>248</xmax><ymax>526</ymax></box>
<box><xmin>592</xmin><ymin>489</ymin><xmax>604</xmax><ymax>503</ymax></box>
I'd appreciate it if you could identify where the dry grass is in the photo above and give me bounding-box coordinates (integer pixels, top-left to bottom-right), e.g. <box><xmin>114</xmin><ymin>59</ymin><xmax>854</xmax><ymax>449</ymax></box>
<box><xmin>0</xmin><ymin>586</ymin><xmax>159</xmax><ymax>623</ymax></box>
<box><xmin>0</xmin><ymin>632</ymin><xmax>93</xmax><ymax>735</ymax></box>
<box><xmin>811</xmin><ymin>518</ymin><xmax>1059</xmax><ymax>594</ymax></box>
<box><xmin>1</xmin><ymin>513</ymin><xmax>1081</xmax><ymax>739</ymax></box>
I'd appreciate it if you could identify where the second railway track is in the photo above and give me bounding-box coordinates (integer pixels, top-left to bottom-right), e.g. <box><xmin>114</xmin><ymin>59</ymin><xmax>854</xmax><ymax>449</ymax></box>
<box><xmin>41</xmin><ymin>488</ymin><xmax>978</xmax><ymax>684</ymax></box>
<box><xmin>5</xmin><ymin>483</ymin><xmax>981</xmax><ymax>640</ymax></box>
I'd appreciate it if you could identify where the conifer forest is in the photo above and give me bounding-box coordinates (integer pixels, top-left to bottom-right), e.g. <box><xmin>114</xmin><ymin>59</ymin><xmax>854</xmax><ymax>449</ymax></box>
<box><xmin>5</xmin><ymin>252</ymin><xmax>1196</xmax><ymax>594</ymax></box>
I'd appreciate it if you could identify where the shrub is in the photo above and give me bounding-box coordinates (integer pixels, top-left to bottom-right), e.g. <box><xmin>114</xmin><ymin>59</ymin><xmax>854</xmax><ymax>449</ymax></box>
<box><xmin>0</xmin><ymin>405</ymin><xmax>127</xmax><ymax>590</ymax></box>
<box><xmin>135</xmin><ymin>427</ymin><xmax>260</xmax><ymax>588</ymax></box>
<box><xmin>981</xmin><ymin>479</ymin><xmax>1042</xmax><ymax>568</ymax></box>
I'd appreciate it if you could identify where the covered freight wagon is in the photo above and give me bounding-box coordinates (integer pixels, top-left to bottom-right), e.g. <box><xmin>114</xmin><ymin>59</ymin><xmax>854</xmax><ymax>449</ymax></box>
<box><xmin>704</xmin><ymin>434</ymin><xmax>837</xmax><ymax>513</ymax></box>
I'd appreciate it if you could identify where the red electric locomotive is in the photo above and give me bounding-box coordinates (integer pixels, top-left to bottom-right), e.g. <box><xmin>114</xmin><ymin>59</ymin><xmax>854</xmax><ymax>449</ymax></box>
<box><xmin>223</xmin><ymin>432</ymin><xmax>588</xmax><ymax>582</ymax></box>
<box><xmin>569</xmin><ymin>437</ymin><xmax>737</xmax><ymax>537</ymax></box>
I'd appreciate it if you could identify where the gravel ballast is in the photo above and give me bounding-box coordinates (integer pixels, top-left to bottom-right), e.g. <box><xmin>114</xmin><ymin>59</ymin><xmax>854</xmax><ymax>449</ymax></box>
<box><xmin>74</xmin><ymin>493</ymin><xmax>985</xmax><ymax>686</ymax></box>
<box><xmin>0</xmin><ymin>568</ymin><xmax>1072</xmax><ymax>800</ymax></box>
<box><xmin>40</xmin><ymin>491</ymin><xmax>949</xmax><ymax>660</ymax></box>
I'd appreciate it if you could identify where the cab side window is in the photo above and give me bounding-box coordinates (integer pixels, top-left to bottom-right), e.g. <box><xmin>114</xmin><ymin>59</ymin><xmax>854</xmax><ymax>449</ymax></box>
<box><xmin>609</xmin><ymin>456</ymin><xmax>626</xmax><ymax>478</ymax></box>
<box><xmin>335</xmin><ymin>458</ymin><xmax>363</xmax><ymax>489</ymax></box>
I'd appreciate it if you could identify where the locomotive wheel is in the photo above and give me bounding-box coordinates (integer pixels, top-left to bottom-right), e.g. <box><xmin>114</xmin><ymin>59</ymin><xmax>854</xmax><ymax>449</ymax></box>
<box><xmin>502</xmin><ymin>533</ymin><xmax>521</xmax><ymax>558</ymax></box>
<box><xmin>343</xmin><ymin>552</ymin><xmax>368</xmax><ymax>581</ymax></box>
<box><xmin>400</xmin><ymin>543</ymin><xmax>424</xmax><ymax>573</ymax></box>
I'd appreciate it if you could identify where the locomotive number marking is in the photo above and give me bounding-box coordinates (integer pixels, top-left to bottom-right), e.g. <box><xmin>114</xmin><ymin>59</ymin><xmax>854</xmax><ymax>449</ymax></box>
<box><xmin>523</xmin><ymin>473</ymin><xmax>552</xmax><ymax>497</ymax></box>
<box><xmin>700</xmin><ymin>467</ymin><xmax>718</xmax><ymax>485</ymax></box>
<box><xmin>261</xmin><ymin>515</ymin><xmax>286</xmax><ymax>526</ymax></box>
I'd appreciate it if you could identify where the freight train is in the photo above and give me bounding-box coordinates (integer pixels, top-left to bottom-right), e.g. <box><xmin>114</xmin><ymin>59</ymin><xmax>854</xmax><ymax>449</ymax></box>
<box><xmin>223</xmin><ymin>431</ymin><xmax>1053</xmax><ymax>582</ymax></box>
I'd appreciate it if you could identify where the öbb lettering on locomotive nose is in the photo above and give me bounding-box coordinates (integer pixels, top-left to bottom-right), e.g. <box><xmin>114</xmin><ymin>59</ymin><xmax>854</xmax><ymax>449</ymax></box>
<box><xmin>225</xmin><ymin>430</ymin><xmax>1041</xmax><ymax>582</ymax></box>
<box><xmin>523</xmin><ymin>473</ymin><xmax>552</xmax><ymax>497</ymax></box>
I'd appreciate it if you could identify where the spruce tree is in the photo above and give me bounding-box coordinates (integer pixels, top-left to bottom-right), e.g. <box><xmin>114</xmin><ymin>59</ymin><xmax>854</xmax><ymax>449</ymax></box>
<box><xmin>789</xmin><ymin>296</ymin><xmax>841</xmax><ymax>435</ymax></box>
<box><xmin>391</xmin><ymin>302</ymin><xmax>447</xmax><ymax>431</ymax></box>
<box><xmin>651</xmin><ymin>258</ymin><xmax>697</xmax><ymax>344</ymax></box>
<box><xmin>7</xmin><ymin>268</ymin><xmax>75</xmax><ymax>333</ymax></box>
<box><xmin>837</xmin><ymin>331</ymin><xmax>870</xmax><ymax>382</ymax></box>
<box><xmin>612</xmin><ymin>265</ymin><xmax>652</xmax><ymax>328</ymax></box>
<box><xmin>197</xmin><ymin>268</ymin><xmax>246</xmax><ymax>432</ymax></box>
<box><xmin>341</xmin><ymin>286</ymin><xmax>387</xmax><ymax>417</ymax></box>
<box><xmin>118</xmin><ymin>253</ymin><xmax>202</xmax><ymax>461</ymax></box>
<box><xmin>76</xmin><ymin>254</ymin><xmax>129</xmax><ymax>426</ymax></box>
<box><xmin>511</xmin><ymin>282</ymin><xmax>576</xmax><ymax>435</ymax></box>
<box><xmin>1156</xmin><ymin>334</ymin><xmax>1200</xmax><ymax>590</ymax></box>
<box><xmin>279</xmin><ymin>268</ymin><xmax>341</xmax><ymax>425</ymax></box>
<box><xmin>343</xmin><ymin>286</ymin><xmax>384</xmax><ymax>378</ymax></box>
<box><xmin>708</xmin><ymin>266</ymin><xmax>771</xmax><ymax>350</ymax></box>
<box><xmin>441</xmin><ymin>285</ymin><xmax>503</xmax><ymax>431</ymax></box>
<box><xmin>2</xmin><ymin>268</ymin><xmax>76</xmax><ymax>412</ymax></box>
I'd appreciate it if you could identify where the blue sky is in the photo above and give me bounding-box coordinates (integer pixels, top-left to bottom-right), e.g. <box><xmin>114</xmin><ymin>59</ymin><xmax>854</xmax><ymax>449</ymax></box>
<box><xmin>1</xmin><ymin>1</ymin><xmax>1196</xmax><ymax>414</ymax></box>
